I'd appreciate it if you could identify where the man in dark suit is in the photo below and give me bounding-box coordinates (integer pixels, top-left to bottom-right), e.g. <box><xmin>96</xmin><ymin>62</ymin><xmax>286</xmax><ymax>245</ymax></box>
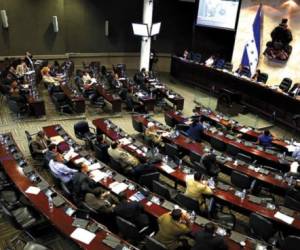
<box><xmin>114</xmin><ymin>194</ymin><xmax>149</xmax><ymax>229</ymax></box>
<box><xmin>192</xmin><ymin>222</ymin><xmax>228</xmax><ymax>250</ymax></box>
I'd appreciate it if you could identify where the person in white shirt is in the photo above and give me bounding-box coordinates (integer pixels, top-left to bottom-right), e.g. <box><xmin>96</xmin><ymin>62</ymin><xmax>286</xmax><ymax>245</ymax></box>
<box><xmin>15</xmin><ymin>59</ymin><xmax>29</xmax><ymax>77</ymax></box>
<box><xmin>205</xmin><ymin>55</ymin><xmax>215</xmax><ymax>67</ymax></box>
<box><xmin>49</xmin><ymin>153</ymin><xmax>78</xmax><ymax>183</ymax></box>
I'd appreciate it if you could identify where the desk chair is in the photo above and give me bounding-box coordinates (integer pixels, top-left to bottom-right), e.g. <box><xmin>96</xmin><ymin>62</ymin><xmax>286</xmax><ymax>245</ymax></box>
<box><xmin>257</xmin><ymin>72</ymin><xmax>268</xmax><ymax>84</ymax></box>
<box><xmin>174</xmin><ymin>193</ymin><xmax>200</xmax><ymax>214</ymax></box>
<box><xmin>231</xmin><ymin>170</ymin><xmax>254</xmax><ymax>190</ymax></box>
<box><xmin>175</xmin><ymin>123</ymin><xmax>189</xmax><ymax>132</ymax></box>
<box><xmin>165</xmin><ymin>143</ymin><xmax>182</xmax><ymax>161</ymax></box>
<box><xmin>210</xmin><ymin>138</ymin><xmax>226</xmax><ymax>152</ymax></box>
<box><xmin>279</xmin><ymin>78</ymin><xmax>292</xmax><ymax>92</ymax></box>
<box><xmin>208</xmin><ymin>197</ymin><xmax>236</xmax><ymax>230</ymax></box>
<box><xmin>193</xmin><ymin>53</ymin><xmax>202</xmax><ymax>63</ymax></box>
<box><xmin>280</xmin><ymin>235</ymin><xmax>300</xmax><ymax>250</ymax></box>
<box><xmin>189</xmin><ymin>151</ymin><xmax>202</xmax><ymax>163</ymax></box>
<box><xmin>284</xmin><ymin>188</ymin><xmax>300</xmax><ymax>211</ymax></box>
<box><xmin>74</xmin><ymin>121</ymin><xmax>96</xmax><ymax>148</ymax></box>
<box><xmin>226</xmin><ymin>144</ymin><xmax>240</xmax><ymax>157</ymax></box>
<box><xmin>51</xmin><ymin>92</ymin><xmax>72</xmax><ymax>114</ymax></box>
<box><xmin>223</xmin><ymin>62</ymin><xmax>233</xmax><ymax>72</ymax></box>
<box><xmin>7</xmin><ymin>99</ymin><xmax>27</xmax><ymax>119</ymax></box>
<box><xmin>24</xmin><ymin>131</ymin><xmax>44</xmax><ymax>163</ymax></box>
<box><xmin>152</xmin><ymin>180</ymin><xmax>178</xmax><ymax>201</ymax></box>
<box><xmin>116</xmin><ymin>216</ymin><xmax>149</xmax><ymax>243</ymax></box>
<box><xmin>249</xmin><ymin>213</ymin><xmax>276</xmax><ymax>243</ymax></box>
<box><xmin>139</xmin><ymin>172</ymin><xmax>160</xmax><ymax>191</ymax></box>
<box><xmin>132</xmin><ymin>117</ymin><xmax>145</xmax><ymax>133</ymax></box>
<box><xmin>164</xmin><ymin>113</ymin><xmax>176</xmax><ymax>127</ymax></box>
<box><xmin>145</xmin><ymin>236</ymin><xmax>167</xmax><ymax>250</ymax></box>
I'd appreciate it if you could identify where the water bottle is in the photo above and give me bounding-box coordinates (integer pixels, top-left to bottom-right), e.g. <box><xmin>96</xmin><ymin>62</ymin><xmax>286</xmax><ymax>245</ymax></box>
<box><xmin>288</xmin><ymin>176</ymin><xmax>293</xmax><ymax>186</ymax></box>
<box><xmin>241</xmin><ymin>189</ymin><xmax>246</xmax><ymax>201</ymax></box>
<box><xmin>48</xmin><ymin>196</ymin><xmax>54</xmax><ymax>213</ymax></box>
<box><xmin>190</xmin><ymin>210</ymin><xmax>196</xmax><ymax>223</ymax></box>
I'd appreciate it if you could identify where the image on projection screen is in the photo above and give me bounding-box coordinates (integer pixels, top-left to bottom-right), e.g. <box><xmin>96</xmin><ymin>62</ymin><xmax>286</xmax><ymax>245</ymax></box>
<box><xmin>196</xmin><ymin>0</ymin><xmax>240</xmax><ymax>30</ymax></box>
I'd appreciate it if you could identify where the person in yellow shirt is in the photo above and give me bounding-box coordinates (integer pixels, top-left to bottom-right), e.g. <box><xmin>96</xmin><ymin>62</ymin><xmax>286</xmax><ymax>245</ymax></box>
<box><xmin>155</xmin><ymin>209</ymin><xmax>192</xmax><ymax>250</ymax></box>
<box><xmin>107</xmin><ymin>142</ymin><xmax>139</xmax><ymax>173</ymax></box>
<box><xmin>145</xmin><ymin>122</ymin><xmax>164</xmax><ymax>146</ymax></box>
<box><xmin>184</xmin><ymin>172</ymin><xmax>213</xmax><ymax>212</ymax></box>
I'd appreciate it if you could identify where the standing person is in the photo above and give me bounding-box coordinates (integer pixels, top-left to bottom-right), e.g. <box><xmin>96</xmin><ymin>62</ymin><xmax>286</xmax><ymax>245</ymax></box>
<box><xmin>150</xmin><ymin>49</ymin><xmax>158</xmax><ymax>71</ymax></box>
<box><xmin>25</xmin><ymin>51</ymin><xmax>34</xmax><ymax>70</ymax></box>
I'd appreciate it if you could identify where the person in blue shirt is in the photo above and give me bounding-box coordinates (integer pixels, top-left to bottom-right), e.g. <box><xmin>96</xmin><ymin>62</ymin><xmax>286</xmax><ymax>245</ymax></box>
<box><xmin>257</xmin><ymin>130</ymin><xmax>273</xmax><ymax>148</ymax></box>
<box><xmin>186</xmin><ymin>118</ymin><xmax>203</xmax><ymax>142</ymax></box>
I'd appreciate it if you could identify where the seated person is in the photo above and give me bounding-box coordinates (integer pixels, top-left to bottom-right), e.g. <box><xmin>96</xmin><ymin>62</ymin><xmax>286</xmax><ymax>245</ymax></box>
<box><xmin>257</xmin><ymin>130</ymin><xmax>273</xmax><ymax>148</ymax></box>
<box><xmin>289</xmin><ymin>83</ymin><xmax>300</xmax><ymax>99</ymax></box>
<box><xmin>264</xmin><ymin>18</ymin><xmax>293</xmax><ymax>61</ymax></box>
<box><xmin>44</xmin><ymin>143</ymin><xmax>57</xmax><ymax>164</ymax></box>
<box><xmin>111</xmin><ymin>73</ymin><xmax>122</xmax><ymax>89</ymax></box>
<box><xmin>107</xmin><ymin>142</ymin><xmax>139</xmax><ymax>172</ymax></box>
<box><xmin>145</xmin><ymin>122</ymin><xmax>163</xmax><ymax>146</ymax></box>
<box><xmin>72</xmin><ymin>172</ymin><xmax>119</xmax><ymax>213</ymax></box>
<box><xmin>41</xmin><ymin>66</ymin><xmax>61</xmax><ymax>86</ymax></box>
<box><xmin>31</xmin><ymin>131</ymin><xmax>50</xmax><ymax>158</ymax></box>
<box><xmin>200</xmin><ymin>153</ymin><xmax>220</xmax><ymax>177</ymax></box>
<box><xmin>49</xmin><ymin>153</ymin><xmax>78</xmax><ymax>185</ymax></box>
<box><xmin>186</xmin><ymin>118</ymin><xmax>203</xmax><ymax>142</ymax></box>
<box><xmin>82</xmin><ymin>71</ymin><xmax>96</xmax><ymax>90</ymax></box>
<box><xmin>205</xmin><ymin>55</ymin><xmax>216</xmax><ymax>67</ymax></box>
<box><xmin>184</xmin><ymin>173</ymin><xmax>213</xmax><ymax>212</ymax></box>
<box><xmin>252</xmin><ymin>69</ymin><xmax>261</xmax><ymax>82</ymax></box>
<box><xmin>155</xmin><ymin>209</ymin><xmax>192</xmax><ymax>250</ymax></box>
<box><xmin>192</xmin><ymin>222</ymin><xmax>228</xmax><ymax>250</ymax></box>
<box><xmin>8</xmin><ymin>80</ymin><xmax>26</xmax><ymax>102</ymax></box>
<box><xmin>292</xmin><ymin>146</ymin><xmax>300</xmax><ymax>161</ymax></box>
<box><xmin>114</xmin><ymin>194</ymin><xmax>149</xmax><ymax>229</ymax></box>
<box><xmin>182</xmin><ymin>49</ymin><xmax>190</xmax><ymax>60</ymax></box>
<box><xmin>15</xmin><ymin>59</ymin><xmax>29</xmax><ymax>78</ymax></box>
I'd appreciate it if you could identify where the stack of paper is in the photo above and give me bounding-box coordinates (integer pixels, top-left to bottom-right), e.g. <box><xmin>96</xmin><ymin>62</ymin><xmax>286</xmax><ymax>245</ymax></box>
<box><xmin>89</xmin><ymin>170</ymin><xmax>108</xmax><ymax>182</ymax></box>
<box><xmin>50</xmin><ymin>135</ymin><xmax>64</xmax><ymax>145</ymax></box>
<box><xmin>88</xmin><ymin>162</ymin><xmax>102</xmax><ymax>171</ymax></box>
<box><xmin>119</xmin><ymin>138</ymin><xmax>131</xmax><ymax>145</ymax></box>
<box><xmin>110</xmin><ymin>182</ymin><xmax>128</xmax><ymax>194</ymax></box>
<box><xmin>70</xmin><ymin>228</ymin><xmax>96</xmax><ymax>245</ymax></box>
<box><xmin>64</xmin><ymin>148</ymin><xmax>78</xmax><ymax>161</ymax></box>
<box><xmin>240</xmin><ymin>128</ymin><xmax>250</xmax><ymax>133</ymax></box>
<box><xmin>161</xmin><ymin>164</ymin><xmax>175</xmax><ymax>174</ymax></box>
<box><xmin>74</xmin><ymin>158</ymin><xmax>85</xmax><ymax>165</ymax></box>
<box><xmin>25</xmin><ymin>186</ymin><xmax>41</xmax><ymax>195</ymax></box>
<box><xmin>274</xmin><ymin>211</ymin><xmax>294</xmax><ymax>224</ymax></box>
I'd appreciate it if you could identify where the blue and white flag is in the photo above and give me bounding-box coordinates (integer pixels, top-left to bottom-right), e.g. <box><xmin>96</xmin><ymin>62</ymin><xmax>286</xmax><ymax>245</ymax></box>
<box><xmin>241</xmin><ymin>4</ymin><xmax>263</xmax><ymax>77</ymax></box>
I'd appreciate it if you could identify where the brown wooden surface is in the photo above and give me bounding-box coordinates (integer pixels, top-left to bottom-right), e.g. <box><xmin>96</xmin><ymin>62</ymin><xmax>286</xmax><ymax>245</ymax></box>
<box><xmin>0</xmin><ymin>133</ymin><xmax>130</xmax><ymax>250</ymax></box>
<box><xmin>42</xmin><ymin>125</ymin><xmax>259</xmax><ymax>250</ymax></box>
<box><xmin>96</xmin><ymin>85</ymin><xmax>122</xmax><ymax>113</ymax></box>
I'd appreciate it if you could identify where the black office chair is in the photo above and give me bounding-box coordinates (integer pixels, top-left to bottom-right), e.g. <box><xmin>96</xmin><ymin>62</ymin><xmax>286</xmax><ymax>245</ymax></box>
<box><xmin>51</xmin><ymin>92</ymin><xmax>72</xmax><ymax>114</ymax></box>
<box><xmin>109</xmin><ymin>157</ymin><xmax>123</xmax><ymax>173</ymax></box>
<box><xmin>7</xmin><ymin>99</ymin><xmax>27</xmax><ymax>118</ymax></box>
<box><xmin>93</xmin><ymin>143</ymin><xmax>110</xmax><ymax>164</ymax></box>
<box><xmin>116</xmin><ymin>216</ymin><xmax>148</xmax><ymax>243</ymax></box>
<box><xmin>226</xmin><ymin>144</ymin><xmax>240</xmax><ymax>156</ymax></box>
<box><xmin>175</xmin><ymin>123</ymin><xmax>189</xmax><ymax>132</ymax></box>
<box><xmin>257</xmin><ymin>72</ymin><xmax>268</xmax><ymax>84</ymax></box>
<box><xmin>284</xmin><ymin>188</ymin><xmax>300</xmax><ymax>211</ymax></box>
<box><xmin>165</xmin><ymin>143</ymin><xmax>181</xmax><ymax>160</ymax></box>
<box><xmin>152</xmin><ymin>180</ymin><xmax>177</xmax><ymax>201</ymax></box>
<box><xmin>23</xmin><ymin>241</ymin><xmax>50</xmax><ymax>250</ymax></box>
<box><xmin>249</xmin><ymin>213</ymin><xmax>275</xmax><ymax>242</ymax></box>
<box><xmin>0</xmin><ymin>189</ymin><xmax>21</xmax><ymax>210</ymax></box>
<box><xmin>0</xmin><ymin>203</ymin><xmax>39</xmax><ymax>230</ymax></box>
<box><xmin>74</xmin><ymin>121</ymin><xmax>96</xmax><ymax>147</ymax></box>
<box><xmin>192</xmin><ymin>162</ymin><xmax>207</xmax><ymax>175</ymax></box>
<box><xmin>174</xmin><ymin>193</ymin><xmax>200</xmax><ymax>214</ymax></box>
<box><xmin>145</xmin><ymin>236</ymin><xmax>167</xmax><ymax>250</ymax></box>
<box><xmin>223</xmin><ymin>62</ymin><xmax>233</xmax><ymax>72</ymax></box>
<box><xmin>208</xmin><ymin>198</ymin><xmax>236</xmax><ymax>230</ymax></box>
<box><xmin>240</xmin><ymin>66</ymin><xmax>251</xmax><ymax>78</ymax></box>
<box><xmin>193</xmin><ymin>53</ymin><xmax>202</xmax><ymax>63</ymax></box>
<box><xmin>210</xmin><ymin>138</ymin><xmax>226</xmax><ymax>152</ymax></box>
<box><xmin>279</xmin><ymin>78</ymin><xmax>292</xmax><ymax>92</ymax></box>
<box><xmin>139</xmin><ymin>172</ymin><xmax>160</xmax><ymax>191</ymax></box>
<box><xmin>189</xmin><ymin>151</ymin><xmax>202</xmax><ymax>163</ymax></box>
<box><xmin>235</xmin><ymin>153</ymin><xmax>252</xmax><ymax>164</ymax></box>
<box><xmin>281</xmin><ymin>235</ymin><xmax>300</xmax><ymax>250</ymax></box>
<box><xmin>231</xmin><ymin>170</ymin><xmax>253</xmax><ymax>190</ymax></box>
<box><xmin>132</xmin><ymin>117</ymin><xmax>145</xmax><ymax>133</ymax></box>
<box><xmin>164</xmin><ymin>113</ymin><xmax>176</xmax><ymax>127</ymax></box>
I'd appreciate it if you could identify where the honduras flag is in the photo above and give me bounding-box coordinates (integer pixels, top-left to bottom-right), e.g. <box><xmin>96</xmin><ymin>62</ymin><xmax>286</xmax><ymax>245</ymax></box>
<box><xmin>241</xmin><ymin>4</ymin><xmax>263</xmax><ymax>77</ymax></box>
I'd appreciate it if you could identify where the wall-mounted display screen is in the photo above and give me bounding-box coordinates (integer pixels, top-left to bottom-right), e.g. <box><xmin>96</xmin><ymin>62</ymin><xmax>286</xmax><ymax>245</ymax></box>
<box><xmin>196</xmin><ymin>0</ymin><xmax>241</xmax><ymax>30</ymax></box>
